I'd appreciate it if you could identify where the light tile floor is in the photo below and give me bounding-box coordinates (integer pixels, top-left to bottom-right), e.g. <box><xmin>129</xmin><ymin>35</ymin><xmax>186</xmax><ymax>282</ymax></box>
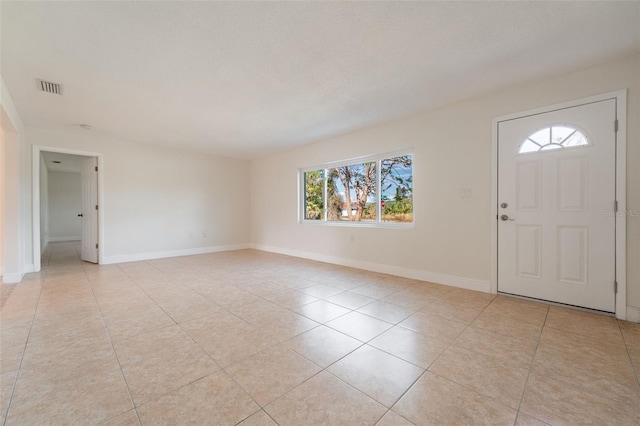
<box><xmin>1</xmin><ymin>242</ymin><xmax>639</xmax><ymax>425</ymax></box>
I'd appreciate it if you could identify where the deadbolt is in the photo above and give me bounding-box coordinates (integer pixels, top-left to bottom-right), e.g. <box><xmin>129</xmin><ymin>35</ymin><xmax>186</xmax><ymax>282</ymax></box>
<box><xmin>500</xmin><ymin>202</ymin><xmax>508</xmax><ymax>209</ymax></box>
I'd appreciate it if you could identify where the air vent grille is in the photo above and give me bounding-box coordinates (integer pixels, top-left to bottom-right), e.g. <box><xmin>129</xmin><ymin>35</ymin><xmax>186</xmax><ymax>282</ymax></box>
<box><xmin>37</xmin><ymin>79</ymin><xmax>63</xmax><ymax>95</ymax></box>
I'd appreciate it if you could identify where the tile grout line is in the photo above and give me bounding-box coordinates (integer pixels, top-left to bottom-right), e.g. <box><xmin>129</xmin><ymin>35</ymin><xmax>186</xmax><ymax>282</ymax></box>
<box><xmin>2</xmin><ymin>267</ymin><xmax>46</xmax><ymax>426</ymax></box>
<box><xmin>616</xmin><ymin>320</ymin><xmax>640</xmax><ymax>387</ymax></box>
<box><xmin>9</xmin><ymin>244</ymin><xmax>634</xmax><ymax>425</ymax></box>
<box><xmin>164</xmin><ymin>286</ymin><xmax>281</xmax><ymax>423</ymax></box>
<box><xmin>87</xmin><ymin>263</ymin><xmax>144</xmax><ymax>425</ymax></box>
<box><xmin>515</xmin><ymin>305</ymin><xmax>550</xmax><ymax>423</ymax></box>
<box><xmin>252</xmin><ymin>288</ymin><xmax>497</xmax><ymax>424</ymax></box>
<box><xmin>381</xmin><ymin>296</ymin><xmax>553</xmax><ymax>424</ymax></box>
<box><xmin>377</xmin><ymin>299</ymin><xmax>490</xmax><ymax>423</ymax></box>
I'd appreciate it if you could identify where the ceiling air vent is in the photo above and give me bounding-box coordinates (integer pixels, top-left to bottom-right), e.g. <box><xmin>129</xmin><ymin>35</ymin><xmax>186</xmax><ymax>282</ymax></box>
<box><xmin>37</xmin><ymin>79</ymin><xmax>63</xmax><ymax>95</ymax></box>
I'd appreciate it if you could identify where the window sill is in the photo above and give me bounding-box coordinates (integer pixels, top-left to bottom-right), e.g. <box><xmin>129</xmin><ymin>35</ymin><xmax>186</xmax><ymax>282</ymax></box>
<box><xmin>299</xmin><ymin>220</ymin><xmax>414</xmax><ymax>229</ymax></box>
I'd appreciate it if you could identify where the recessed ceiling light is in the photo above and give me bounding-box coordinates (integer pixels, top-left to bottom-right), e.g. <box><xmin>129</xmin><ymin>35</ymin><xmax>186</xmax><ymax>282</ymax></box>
<box><xmin>52</xmin><ymin>161</ymin><xmax>61</xmax><ymax>164</ymax></box>
<box><xmin>79</xmin><ymin>124</ymin><xmax>92</xmax><ymax>130</ymax></box>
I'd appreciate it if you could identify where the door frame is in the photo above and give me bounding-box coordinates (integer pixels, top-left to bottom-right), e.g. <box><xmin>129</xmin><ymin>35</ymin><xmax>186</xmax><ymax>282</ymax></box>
<box><xmin>32</xmin><ymin>145</ymin><xmax>105</xmax><ymax>271</ymax></box>
<box><xmin>491</xmin><ymin>90</ymin><xmax>627</xmax><ymax>319</ymax></box>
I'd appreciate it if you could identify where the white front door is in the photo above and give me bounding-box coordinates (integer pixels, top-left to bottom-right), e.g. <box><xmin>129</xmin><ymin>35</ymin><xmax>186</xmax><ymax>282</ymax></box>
<box><xmin>497</xmin><ymin>99</ymin><xmax>617</xmax><ymax>312</ymax></box>
<box><xmin>80</xmin><ymin>157</ymin><xmax>98</xmax><ymax>263</ymax></box>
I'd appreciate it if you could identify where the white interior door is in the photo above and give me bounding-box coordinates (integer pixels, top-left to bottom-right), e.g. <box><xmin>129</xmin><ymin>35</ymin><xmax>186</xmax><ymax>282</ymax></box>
<box><xmin>497</xmin><ymin>99</ymin><xmax>616</xmax><ymax>312</ymax></box>
<box><xmin>80</xmin><ymin>157</ymin><xmax>98</xmax><ymax>263</ymax></box>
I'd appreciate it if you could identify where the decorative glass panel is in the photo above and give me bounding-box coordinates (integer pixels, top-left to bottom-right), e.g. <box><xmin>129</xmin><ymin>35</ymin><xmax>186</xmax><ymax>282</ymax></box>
<box><xmin>528</xmin><ymin>128</ymin><xmax>550</xmax><ymax>146</ymax></box>
<box><xmin>519</xmin><ymin>140</ymin><xmax>540</xmax><ymax>153</ymax></box>
<box><xmin>519</xmin><ymin>125</ymin><xmax>588</xmax><ymax>154</ymax></box>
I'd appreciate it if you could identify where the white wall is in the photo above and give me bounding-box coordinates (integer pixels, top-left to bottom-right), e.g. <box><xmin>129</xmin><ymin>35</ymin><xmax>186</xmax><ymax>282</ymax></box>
<box><xmin>47</xmin><ymin>171</ymin><xmax>81</xmax><ymax>241</ymax></box>
<box><xmin>1</xmin><ymin>75</ymin><xmax>26</xmax><ymax>283</ymax></box>
<box><xmin>250</xmin><ymin>54</ymin><xmax>640</xmax><ymax>310</ymax></box>
<box><xmin>0</xmin><ymin>125</ymin><xmax>4</xmax><ymax>274</ymax></box>
<box><xmin>20</xmin><ymin>128</ymin><xmax>251</xmax><ymax>265</ymax></box>
<box><xmin>38</xmin><ymin>154</ymin><xmax>48</xmax><ymax>252</ymax></box>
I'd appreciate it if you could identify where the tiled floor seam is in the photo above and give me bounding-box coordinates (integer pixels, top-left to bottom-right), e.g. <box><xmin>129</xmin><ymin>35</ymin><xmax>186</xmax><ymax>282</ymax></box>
<box><xmin>366</xmin><ymin>308</ymin><xmax>482</xmax><ymax>422</ymax></box>
<box><xmin>220</xmin><ymin>357</ymin><xmax>291</xmax><ymax>413</ymax></box>
<box><xmin>386</xmin><ymin>296</ymin><xmax>526</xmax><ymax>423</ymax></box>
<box><xmin>514</xmin><ymin>305</ymin><xmax>549</xmax><ymax>423</ymax></box>
<box><xmin>125</xmin><ymin>277</ymin><xmax>180</xmax><ymax>327</ymax></box>
<box><xmin>375</xmin><ymin>409</ymin><xmax>416</xmax><ymax>426</ymax></box>
<box><xmin>2</xmin><ymin>272</ymin><xmax>45</xmax><ymax>426</ymax></box>
<box><xmin>617</xmin><ymin>320</ymin><xmax>640</xmax><ymax>388</ymax></box>
<box><xmin>233</xmin><ymin>409</ymin><xmax>280</xmax><ymax>426</ymax></box>
<box><xmin>122</xmin><ymin>267</ymin><xmax>276</xmax><ymax>415</ymax></box>
<box><xmin>88</xmin><ymin>268</ymin><xmax>143</xmax><ymax>425</ymax></box>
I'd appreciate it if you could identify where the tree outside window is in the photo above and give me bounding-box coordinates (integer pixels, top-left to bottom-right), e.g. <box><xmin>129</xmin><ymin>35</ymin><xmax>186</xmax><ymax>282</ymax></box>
<box><xmin>302</xmin><ymin>153</ymin><xmax>412</xmax><ymax>225</ymax></box>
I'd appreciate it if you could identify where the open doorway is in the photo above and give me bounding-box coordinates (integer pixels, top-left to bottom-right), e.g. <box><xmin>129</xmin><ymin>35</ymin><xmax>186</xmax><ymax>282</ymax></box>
<box><xmin>32</xmin><ymin>146</ymin><xmax>104</xmax><ymax>271</ymax></box>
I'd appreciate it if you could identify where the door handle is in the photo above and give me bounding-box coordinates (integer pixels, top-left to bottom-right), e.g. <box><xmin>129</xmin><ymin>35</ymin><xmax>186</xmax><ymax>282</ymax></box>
<box><xmin>78</xmin><ymin>213</ymin><xmax>83</xmax><ymax>217</ymax></box>
<box><xmin>500</xmin><ymin>214</ymin><xmax>514</xmax><ymax>221</ymax></box>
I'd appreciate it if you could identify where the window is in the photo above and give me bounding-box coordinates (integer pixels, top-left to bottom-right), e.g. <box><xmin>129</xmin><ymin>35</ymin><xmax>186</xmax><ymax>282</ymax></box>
<box><xmin>519</xmin><ymin>125</ymin><xmax>589</xmax><ymax>154</ymax></box>
<box><xmin>301</xmin><ymin>152</ymin><xmax>413</xmax><ymax>225</ymax></box>
<box><xmin>303</xmin><ymin>170</ymin><xmax>324</xmax><ymax>220</ymax></box>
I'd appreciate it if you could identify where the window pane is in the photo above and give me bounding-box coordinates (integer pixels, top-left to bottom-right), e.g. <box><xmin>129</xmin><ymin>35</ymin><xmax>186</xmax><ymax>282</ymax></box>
<box><xmin>304</xmin><ymin>170</ymin><xmax>324</xmax><ymax>220</ymax></box>
<box><xmin>552</xmin><ymin>125</ymin><xmax>575</xmax><ymax>144</ymax></box>
<box><xmin>381</xmin><ymin>155</ymin><xmax>413</xmax><ymax>223</ymax></box>
<box><xmin>561</xmin><ymin>131</ymin><xmax>588</xmax><ymax>147</ymax></box>
<box><xmin>529</xmin><ymin>128</ymin><xmax>550</xmax><ymax>146</ymax></box>
<box><xmin>328</xmin><ymin>162</ymin><xmax>377</xmax><ymax>222</ymax></box>
<box><xmin>519</xmin><ymin>139</ymin><xmax>540</xmax><ymax>153</ymax></box>
<box><xmin>519</xmin><ymin>126</ymin><xmax>589</xmax><ymax>154</ymax></box>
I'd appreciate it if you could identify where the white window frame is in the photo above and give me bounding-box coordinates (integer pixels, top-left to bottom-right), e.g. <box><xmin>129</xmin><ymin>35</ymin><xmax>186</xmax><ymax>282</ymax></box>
<box><xmin>299</xmin><ymin>149</ymin><xmax>414</xmax><ymax>228</ymax></box>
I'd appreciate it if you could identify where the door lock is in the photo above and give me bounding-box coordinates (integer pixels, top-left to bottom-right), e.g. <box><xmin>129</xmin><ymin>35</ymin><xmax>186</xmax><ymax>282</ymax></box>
<box><xmin>500</xmin><ymin>202</ymin><xmax>508</xmax><ymax>209</ymax></box>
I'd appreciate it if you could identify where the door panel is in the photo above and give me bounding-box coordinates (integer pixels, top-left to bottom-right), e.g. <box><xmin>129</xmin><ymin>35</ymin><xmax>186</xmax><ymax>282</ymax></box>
<box><xmin>498</xmin><ymin>99</ymin><xmax>616</xmax><ymax>312</ymax></box>
<box><xmin>556</xmin><ymin>225</ymin><xmax>588</xmax><ymax>285</ymax></box>
<box><xmin>557</xmin><ymin>156</ymin><xmax>588</xmax><ymax>211</ymax></box>
<box><xmin>515</xmin><ymin>225</ymin><xmax>541</xmax><ymax>279</ymax></box>
<box><xmin>81</xmin><ymin>157</ymin><xmax>98</xmax><ymax>263</ymax></box>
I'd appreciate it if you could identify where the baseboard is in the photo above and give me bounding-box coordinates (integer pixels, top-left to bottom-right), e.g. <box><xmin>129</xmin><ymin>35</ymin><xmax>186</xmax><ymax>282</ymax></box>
<box><xmin>48</xmin><ymin>236</ymin><xmax>81</xmax><ymax>242</ymax></box>
<box><xmin>251</xmin><ymin>244</ymin><xmax>490</xmax><ymax>293</ymax></box>
<box><xmin>101</xmin><ymin>243</ymin><xmax>251</xmax><ymax>265</ymax></box>
<box><xmin>2</xmin><ymin>270</ymin><xmax>25</xmax><ymax>284</ymax></box>
<box><xmin>626</xmin><ymin>306</ymin><xmax>640</xmax><ymax>323</ymax></box>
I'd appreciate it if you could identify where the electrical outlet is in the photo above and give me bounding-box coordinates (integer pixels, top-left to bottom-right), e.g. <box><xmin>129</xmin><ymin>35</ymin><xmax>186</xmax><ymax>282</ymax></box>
<box><xmin>461</xmin><ymin>188</ymin><xmax>472</xmax><ymax>198</ymax></box>
<box><xmin>350</xmin><ymin>234</ymin><xmax>356</xmax><ymax>243</ymax></box>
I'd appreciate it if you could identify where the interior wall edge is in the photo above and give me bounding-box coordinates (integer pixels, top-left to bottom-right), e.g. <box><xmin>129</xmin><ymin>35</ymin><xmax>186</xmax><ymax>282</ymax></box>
<box><xmin>250</xmin><ymin>243</ymin><xmax>490</xmax><ymax>293</ymax></box>
<box><xmin>626</xmin><ymin>306</ymin><xmax>640</xmax><ymax>323</ymax></box>
<box><xmin>101</xmin><ymin>243</ymin><xmax>251</xmax><ymax>265</ymax></box>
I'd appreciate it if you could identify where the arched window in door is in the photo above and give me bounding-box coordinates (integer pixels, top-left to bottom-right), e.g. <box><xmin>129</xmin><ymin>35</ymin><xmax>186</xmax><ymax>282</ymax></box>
<box><xmin>519</xmin><ymin>125</ymin><xmax>589</xmax><ymax>154</ymax></box>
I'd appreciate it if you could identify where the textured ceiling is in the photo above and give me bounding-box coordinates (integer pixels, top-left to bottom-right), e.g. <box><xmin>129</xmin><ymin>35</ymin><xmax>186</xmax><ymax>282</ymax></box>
<box><xmin>2</xmin><ymin>1</ymin><xmax>639</xmax><ymax>159</ymax></box>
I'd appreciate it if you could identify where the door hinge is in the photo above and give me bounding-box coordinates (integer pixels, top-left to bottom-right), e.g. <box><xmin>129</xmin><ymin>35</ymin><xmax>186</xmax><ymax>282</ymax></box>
<box><xmin>95</xmin><ymin>166</ymin><xmax>98</xmax><ymax>172</ymax></box>
<box><xmin>95</xmin><ymin>205</ymin><xmax>98</xmax><ymax>210</ymax></box>
<box><xmin>614</xmin><ymin>200</ymin><xmax>618</xmax><ymax>213</ymax></box>
<box><xmin>614</xmin><ymin>281</ymin><xmax>618</xmax><ymax>293</ymax></box>
<box><xmin>614</xmin><ymin>119</ymin><xmax>618</xmax><ymax>132</ymax></box>
<box><xmin>95</xmin><ymin>243</ymin><xmax>99</xmax><ymax>249</ymax></box>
